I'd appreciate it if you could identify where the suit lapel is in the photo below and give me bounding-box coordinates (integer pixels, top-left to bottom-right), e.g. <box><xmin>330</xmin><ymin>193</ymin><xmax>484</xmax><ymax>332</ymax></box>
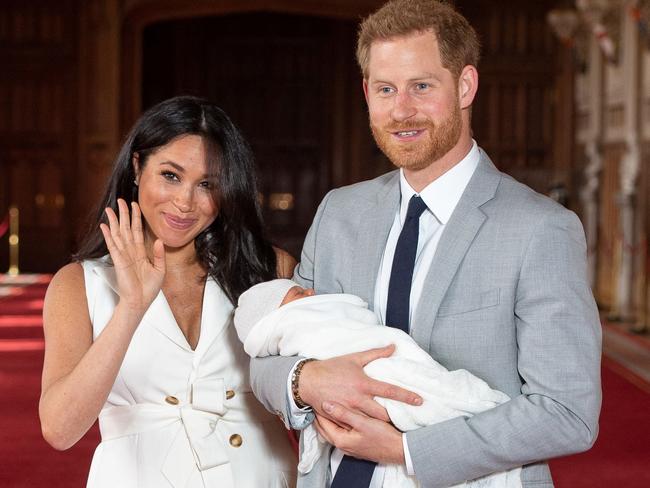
<box><xmin>349</xmin><ymin>172</ymin><xmax>400</xmax><ymax>310</ymax></box>
<box><xmin>410</xmin><ymin>151</ymin><xmax>502</xmax><ymax>348</ymax></box>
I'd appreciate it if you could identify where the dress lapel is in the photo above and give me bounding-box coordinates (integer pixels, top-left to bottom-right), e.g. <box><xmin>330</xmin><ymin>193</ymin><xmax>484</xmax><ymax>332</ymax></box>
<box><xmin>144</xmin><ymin>278</ymin><xmax>233</xmax><ymax>354</ymax></box>
<box><xmin>144</xmin><ymin>292</ymin><xmax>195</xmax><ymax>352</ymax></box>
<box><xmin>91</xmin><ymin>258</ymin><xmax>119</xmax><ymax>295</ymax></box>
<box><xmin>410</xmin><ymin>151</ymin><xmax>502</xmax><ymax>349</ymax></box>
<box><xmin>91</xmin><ymin>260</ymin><xmax>232</xmax><ymax>353</ymax></box>
<box><xmin>193</xmin><ymin>278</ymin><xmax>234</xmax><ymax>357</ymax></box>
<box><xmin>349</xmin><ymin>172</ymin><xmax>400</xmax><ymax>310</ymax></box>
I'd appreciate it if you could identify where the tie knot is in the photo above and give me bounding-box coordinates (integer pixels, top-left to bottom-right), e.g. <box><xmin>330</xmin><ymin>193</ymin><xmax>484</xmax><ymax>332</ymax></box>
<box><xmin>406</xmin><ymin>195</ymin><xmax>427</xmax><ymax>221</ymax></box>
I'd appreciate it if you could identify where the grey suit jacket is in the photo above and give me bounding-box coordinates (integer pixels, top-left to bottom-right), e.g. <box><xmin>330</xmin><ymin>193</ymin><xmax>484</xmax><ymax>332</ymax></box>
<box><xmin>250</xmin><ymin>150</ymin><xmax>602</xmax><ymax>488</ymax></box>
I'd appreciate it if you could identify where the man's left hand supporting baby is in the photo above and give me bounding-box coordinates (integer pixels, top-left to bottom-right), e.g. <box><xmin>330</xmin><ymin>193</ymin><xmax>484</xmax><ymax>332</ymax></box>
<box><xmin>298</xmin><ymin>344</ymin><xmax>422</xmax><ymax>464</ymax></box>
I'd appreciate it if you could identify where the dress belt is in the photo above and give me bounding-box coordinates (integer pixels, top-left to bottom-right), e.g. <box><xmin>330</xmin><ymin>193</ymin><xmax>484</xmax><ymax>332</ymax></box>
<box><xmin>98</xmin><ymin>381</ymin><xmax>274</xmax><ymax>488</ymax></box>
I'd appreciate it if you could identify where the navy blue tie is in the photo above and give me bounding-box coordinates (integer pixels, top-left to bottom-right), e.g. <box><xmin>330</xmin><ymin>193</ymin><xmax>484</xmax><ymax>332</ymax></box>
<box><xmin>385</xmin><ymin>195</ymin><xmax>428</xmax><ymax>333</ymax></box>
<box><xmin>330</xmin><ymin>195</ymin><xmax>427</xmax><ymax>488</ymax></box>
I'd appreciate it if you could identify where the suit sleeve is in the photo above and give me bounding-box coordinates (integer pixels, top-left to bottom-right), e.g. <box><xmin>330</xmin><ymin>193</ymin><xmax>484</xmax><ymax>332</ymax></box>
<box><xmin>406</xmin><ymin>209</ymin><xmax>602</xmax><ymax>487</ymax></box>
<box><xmin>249</xmin><ymin>191</ymin><xmax>334</xmax><ymax>424</ymax></box>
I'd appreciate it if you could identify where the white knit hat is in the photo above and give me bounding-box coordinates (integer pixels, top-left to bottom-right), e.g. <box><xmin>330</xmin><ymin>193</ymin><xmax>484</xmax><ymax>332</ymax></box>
<box><xmin>234</xmin><ymin>279</ymin><xmax>299</xmax><ymax>343</ymax></box>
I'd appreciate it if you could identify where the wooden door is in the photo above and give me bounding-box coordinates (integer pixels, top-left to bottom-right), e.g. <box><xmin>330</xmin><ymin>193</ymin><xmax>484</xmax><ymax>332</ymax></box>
<box><xmin>141</xmin><ymin>13</ymin><xmax>359</xmax><ymax>257</ymax></box>
<box><xmin>462</xmin><ymin>0</ymin><xmax>567</xmax><ymax>195</ymax></box>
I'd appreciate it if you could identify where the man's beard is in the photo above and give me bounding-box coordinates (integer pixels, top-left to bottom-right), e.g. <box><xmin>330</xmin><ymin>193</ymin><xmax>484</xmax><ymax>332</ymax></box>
<box><xmin>370</xmin><ymin>103</ymin><xmax>462</xmax><ymax>171</ymax></box>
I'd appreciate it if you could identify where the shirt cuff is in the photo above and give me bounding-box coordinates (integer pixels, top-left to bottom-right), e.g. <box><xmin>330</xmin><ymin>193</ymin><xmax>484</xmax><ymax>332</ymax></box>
<box><xmin>403</xmin><ymin>433</ymin><xmax>415</xmax><ymax>476</ymax></box>
<box><xmin>286</xmin><ymin>359</ymin><xmax>315</xmax><ymax>430</ymax></box>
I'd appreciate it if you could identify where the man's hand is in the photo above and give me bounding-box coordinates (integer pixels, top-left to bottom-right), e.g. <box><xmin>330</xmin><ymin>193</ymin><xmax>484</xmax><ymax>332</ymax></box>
<box><xmin>298</xmin><ymin>345</ymin><xmax>422</xmax><ymax>422</ymax></box>
<box><xmin>315</xmin><ymin>401</ymin><xmax>405</xmax><ymax>465</ymax></box>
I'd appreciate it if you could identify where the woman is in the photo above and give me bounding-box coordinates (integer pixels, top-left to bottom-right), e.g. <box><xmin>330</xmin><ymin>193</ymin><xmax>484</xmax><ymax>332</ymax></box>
<box><xmin>39</xmin><ymin>96</ymin><xmax>297</xmax><ymax>487</ymax></box>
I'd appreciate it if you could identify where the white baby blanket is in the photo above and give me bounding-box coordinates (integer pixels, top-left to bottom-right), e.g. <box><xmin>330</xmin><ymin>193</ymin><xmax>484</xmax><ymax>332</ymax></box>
<box><xmin>237</xmin><ymin>293</ymin><xmax>522</xmax><ymax>488</ymax></box>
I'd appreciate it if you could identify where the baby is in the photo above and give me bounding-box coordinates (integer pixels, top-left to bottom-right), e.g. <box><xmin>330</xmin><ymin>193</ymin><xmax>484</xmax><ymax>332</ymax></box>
<box><xmin>234</xmin><ymin>279</ymin><xmax>522</xmax><ymax>488</ymax></box>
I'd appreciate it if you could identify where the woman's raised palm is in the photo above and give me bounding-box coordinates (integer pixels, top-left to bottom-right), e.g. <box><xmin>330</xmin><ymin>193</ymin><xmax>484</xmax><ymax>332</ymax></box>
<box><xmin>99</xmin><ymin>198</ymin><xmax>166</xmax><ymax>312</ymax></box>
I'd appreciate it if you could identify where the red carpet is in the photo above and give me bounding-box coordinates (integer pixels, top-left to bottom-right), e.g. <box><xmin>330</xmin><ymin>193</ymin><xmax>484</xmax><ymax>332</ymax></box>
<box><xmin>1</xmin><ymin>279</ymin><xmax>649</xmax><ymax>487</ymax></box>
<box><xmin>549</xmin><ymin>357</ymin><xmax>650</xmax><ymax>487</ymax></box>
<box><xmin>0</xmin><ymin>278</ymin><xmax>100</xmax><ymax>488</ymax></box>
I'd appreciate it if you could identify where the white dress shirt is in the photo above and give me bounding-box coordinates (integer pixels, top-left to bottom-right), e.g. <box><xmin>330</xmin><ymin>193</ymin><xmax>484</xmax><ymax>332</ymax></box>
<box><xmin>291</xmin><ymin>141</ymin><xmax>480</xmax><ymax>486</ymax></box>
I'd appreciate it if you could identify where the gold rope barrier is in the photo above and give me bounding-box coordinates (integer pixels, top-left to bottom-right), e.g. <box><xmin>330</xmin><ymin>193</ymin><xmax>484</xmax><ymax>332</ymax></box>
<box><xmin>8</xmin><ymin>206</ymin><xmax>19</xmax><ymax>276</ymax></box>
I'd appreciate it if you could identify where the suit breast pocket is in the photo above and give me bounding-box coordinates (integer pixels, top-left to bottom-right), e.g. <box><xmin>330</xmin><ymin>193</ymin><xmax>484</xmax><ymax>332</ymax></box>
<box><xmin>436</xmin><ymin>288</ymin><xmax>500</xmax><ymax>317</ymax></box>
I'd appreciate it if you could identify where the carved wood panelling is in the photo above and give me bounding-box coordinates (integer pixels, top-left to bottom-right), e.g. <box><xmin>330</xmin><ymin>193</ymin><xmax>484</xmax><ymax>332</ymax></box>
<box><xmin>466</xmin><ymin>1</ymin><xmax>562</xmax><ymax>195</ymax></box>
<box><xmin>632</xmin><ymin>143</ymin><xmax>649</xmax><ymax>325</ymax></box>
<box><xmin>0</xmin><ymin>0</ymin><xmax>77</xmax><ymax>272</ymax></box>
<box><xmin>0</xmin><ymin>79</ymin><xmax>66</xmax><ymax>135</ymax></box>
<box><xmin>596</xmin><ymin>145</ymin><xmax>624</xmax><ymax>308</ymax></box>
<box><xmin>0</xmin><ymin>3</ymin><xmax>66</xmax><ymax>45</ymax></box>
<box><xmin>575</xmin><ymin>31</ymin><xmax>599</xmax><ymax>144</ymax></box>
<box><xmin>640</xmin><ymin>143</ymin><xmax>650</xmax><ymax>326</ymax></box>
<box><xmin>606</xmin><ymin>104</ymin><xmax>626</xmax><ymax>133</ymax></box>
<box><xmin>76</xmin><ymin>0</ymin><xmax>120</xmax><ymax>229</ymax></box>
<box><xmin>5</xmin><ymin>152</ymin><xmax>66</xmax><ymax>226</ymax></box>
<box><xmin>643</xmin><ymin>48</ymin><xmax>650</xmax><ymax>141</ymax></box>
<box><xmin>603</xmin><ymin>8</ymin><xmax>626</xmax><ymax>143</ymax></box>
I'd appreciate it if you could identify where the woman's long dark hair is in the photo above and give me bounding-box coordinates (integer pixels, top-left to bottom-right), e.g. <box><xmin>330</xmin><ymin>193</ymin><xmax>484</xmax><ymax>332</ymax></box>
<box><xmin>75</xmin><ymin>96</ymin><xmax>277</xmax><ymax>304</ymax></box>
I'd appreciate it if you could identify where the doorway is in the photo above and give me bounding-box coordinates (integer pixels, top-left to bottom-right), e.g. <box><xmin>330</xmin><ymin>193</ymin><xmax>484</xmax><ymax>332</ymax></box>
<box><xmin>141</xmin><ymin>13</ymin><xmax>364</xmax><ymax>256</ymax></box>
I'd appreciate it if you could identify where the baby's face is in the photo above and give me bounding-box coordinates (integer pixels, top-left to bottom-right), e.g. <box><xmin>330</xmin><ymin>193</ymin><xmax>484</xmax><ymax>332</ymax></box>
<box><xmin>281</xmin><ymin>286</ymin><xmax>316</xmax><ymax>306</ymax></box>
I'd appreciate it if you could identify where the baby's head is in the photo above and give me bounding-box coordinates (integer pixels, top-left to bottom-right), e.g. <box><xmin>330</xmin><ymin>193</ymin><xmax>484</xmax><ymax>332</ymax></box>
<box><xmin>281</xmin><ymin>285</ymin><xmax>316</xmax><ymax>305</ymax></box>
<box><xmin>234</xmin><ymin>279</ymin><xmax>316</xmax><ymax>342</ymax></box>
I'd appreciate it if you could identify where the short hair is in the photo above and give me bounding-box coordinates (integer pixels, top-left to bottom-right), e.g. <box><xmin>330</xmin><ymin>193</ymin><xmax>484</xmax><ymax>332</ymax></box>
<box><xmin>356</xmin><ymin>0</ymin><xmax>480</xmax><ymax>80</ymax></box>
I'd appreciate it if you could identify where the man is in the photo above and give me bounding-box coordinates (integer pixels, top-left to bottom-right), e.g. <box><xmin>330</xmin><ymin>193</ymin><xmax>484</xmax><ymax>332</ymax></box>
<box><xmin>251</xmin><ymin>1</ymin><xmax>602</xmax><ymax>487</ymax></box>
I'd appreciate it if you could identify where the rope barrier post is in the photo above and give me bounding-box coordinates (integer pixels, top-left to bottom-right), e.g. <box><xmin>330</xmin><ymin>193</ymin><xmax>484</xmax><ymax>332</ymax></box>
<box><xmin>8</xmin><ymin>206</ymin><xmax>19</xmax><ymax>276</ymax></box>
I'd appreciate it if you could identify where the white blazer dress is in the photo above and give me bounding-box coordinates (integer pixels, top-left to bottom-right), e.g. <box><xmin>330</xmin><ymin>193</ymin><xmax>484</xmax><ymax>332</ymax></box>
<box><xmin>82</xmin><ymin>257</ymin><xmax>296</xmax><ymax>488</ymax></box>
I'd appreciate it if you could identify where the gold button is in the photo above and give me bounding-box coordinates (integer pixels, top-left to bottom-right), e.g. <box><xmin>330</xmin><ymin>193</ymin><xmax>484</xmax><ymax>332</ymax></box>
<box><xmin>229</xmin><ymin>434</ymin><xmax>243</xmax><ymax>447</ymax></box>
<box><xmin>226</xmin><ymin>389</ymin><xmax>235</xmax><ymax>400</ymax></box>
<box><xmin>165</xmin><ymin>395</ymin><xmax>179</xmax><ymax>405</ymax></box>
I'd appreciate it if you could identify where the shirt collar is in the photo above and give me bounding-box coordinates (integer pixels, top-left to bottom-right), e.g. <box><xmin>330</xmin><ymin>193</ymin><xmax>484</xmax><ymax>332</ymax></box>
<box><xmin>399</xmin><ymin>140</ymin><xmax>480</xmax><ymax>225</ymax></box>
